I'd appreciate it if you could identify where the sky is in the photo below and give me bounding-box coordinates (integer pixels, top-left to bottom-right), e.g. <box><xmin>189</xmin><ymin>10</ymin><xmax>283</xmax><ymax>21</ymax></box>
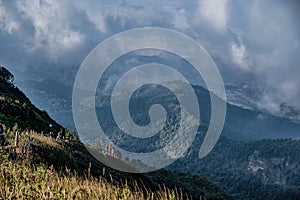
<box><xmin>0</xmin><ymin>0</ymin><xmax>300</xmax><ymax>113</ymax></box>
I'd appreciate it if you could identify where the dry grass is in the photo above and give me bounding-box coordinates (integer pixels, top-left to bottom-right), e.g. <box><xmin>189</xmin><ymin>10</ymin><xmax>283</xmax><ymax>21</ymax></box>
<box><xmin>0</xmin><ymin>132</ymin><xmax>187</xmax><ymax>200</ymax></box>
<box><xmin>0</xmin><ymin>156</ymin><xmax>184</xmax><ymax>200</ymax></box>
<box><xmin>30</xmin><ymin>133</ymin><xmax>61</xmax><ymax>148</ymax></box>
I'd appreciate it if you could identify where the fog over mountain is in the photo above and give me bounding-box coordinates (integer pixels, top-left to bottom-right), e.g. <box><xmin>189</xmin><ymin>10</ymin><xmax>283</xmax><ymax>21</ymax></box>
<box><xmin>1</xmin><ymin>0</ymin><xmax>300</xmax><ymax>117</ymax></box>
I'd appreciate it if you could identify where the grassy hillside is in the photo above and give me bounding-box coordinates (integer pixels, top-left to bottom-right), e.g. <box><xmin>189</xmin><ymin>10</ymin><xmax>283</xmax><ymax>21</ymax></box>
<box><xmin>0</xmin><ymin>132</ymin><xmax>232</xmax><ymax>199</ymax></box>
<box><xmin>0</xmin><ymin>147</ymin><xmax>177</xmax><ymax>200</ymax></box>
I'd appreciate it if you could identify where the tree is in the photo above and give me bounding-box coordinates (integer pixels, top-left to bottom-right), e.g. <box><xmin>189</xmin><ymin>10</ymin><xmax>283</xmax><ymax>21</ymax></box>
<box><xmin>0</xmin><ymin>66</ymin><xmax>14</xmax><ymax>85</ymax></box>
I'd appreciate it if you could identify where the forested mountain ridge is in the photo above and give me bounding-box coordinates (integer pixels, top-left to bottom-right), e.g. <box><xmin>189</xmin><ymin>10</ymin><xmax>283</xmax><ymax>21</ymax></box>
<box><xmin>170</xmin><ymin>136</ymin><xmax>300</xmax><ymax>199</ymax></box>
<box><xmin>91</xmin><ymin>81</ymin><xmax>300</xmax><ymax>199</ymax></box>
<box><xmin>19</xmin><ymin>76</ymin><xmax>300</xmax><ymax>140</ymax></box>
<box><xmin>0</xmin><ymin>66</ymin><xmax>232</xmax><ymax>199</ymax></box>
<box><xmin>0</xmin><ymin>66</ymin><xmax>61</xmax><ymax>132</ymax></box>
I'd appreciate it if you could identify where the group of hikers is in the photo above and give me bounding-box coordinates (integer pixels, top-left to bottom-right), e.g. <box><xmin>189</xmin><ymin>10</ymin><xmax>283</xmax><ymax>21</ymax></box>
<box><xmin>0</xmin><ymin>122</ymin><xmax>70</xmax><ymax>147</ymax></box>
<box><xmin>49</xmin><ymin>128</ymin><xmax>66</xmax><ymax>141</ymax></box>
<box><xmin>105</xmin><ymin>143</ymin><xmax>116</xmax><ymax>157</ymax></box>
<box><xmin>1</xmin><ymin>122</ymin><xmax>121</xmax><ymax>160</ymax></box>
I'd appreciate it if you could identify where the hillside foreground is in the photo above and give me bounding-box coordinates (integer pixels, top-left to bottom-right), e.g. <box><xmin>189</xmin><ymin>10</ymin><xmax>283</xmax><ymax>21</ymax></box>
<box><xmin>0</xmin><ymin>131</ymin><xmax>231</xmax><ymax>200</ymax></box>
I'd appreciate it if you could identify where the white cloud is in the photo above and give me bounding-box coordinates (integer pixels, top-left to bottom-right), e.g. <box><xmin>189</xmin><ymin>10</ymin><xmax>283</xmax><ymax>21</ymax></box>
<box><xmin>172</xmin><ymin>9</ymin><xmax>190</xmax><ymax>31</ymax></box>
<box><xmin>74</xmin><ymin>1</ymin><xmax>108</xmax><ymax>34</ymax></box>
<box><xmin>58</xmin><ymin>30</ymin><xmax>84</xmax><ymax>49</ymax></box>
<box><xmin>231</xmin><ymin>41</ymin><xmax>252</xmax><ymax>71</ymax></box>
<box><xmin>240</xmin><ymin>0</ymin><xmax>300</xmax><ymax>111</ymax></box>
<box><xmin>87</xmin><ymin>13</ymin><xmax>108</xmax><ymax>34</ymax></box>
<box><xmin>16</xmin><ymin>0</ymin><xmax>84</xmax><ymax>52</ymax></box>
<box><xmin>197</xmin><ymin>0</ymin><xmax>228</xmax><ymax>32</ymax></box>
<box><xmin>0</xmin><ymin>2</ymin><xmax>19</xmax><ymax>34</ymax></box>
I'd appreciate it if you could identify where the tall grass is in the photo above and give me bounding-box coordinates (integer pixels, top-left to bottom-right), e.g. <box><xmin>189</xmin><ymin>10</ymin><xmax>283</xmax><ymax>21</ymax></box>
<box><xmin>0</xmin><ymin>132</ymin><xmax>188</xmax><ymax>200</ymax></box>
<box><xmin>0</xmin><ymin>154</ymin><xmax>186</xmax><ymax>200</ymax></box>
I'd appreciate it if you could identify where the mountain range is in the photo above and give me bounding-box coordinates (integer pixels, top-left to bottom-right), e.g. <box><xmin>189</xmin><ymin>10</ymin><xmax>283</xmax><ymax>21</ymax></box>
<box><xmin>0</xmin><ymin>66</ymin><xmax>232</xmax><ymax>199</ymax></box>
<box><xmin>16</xmin><ymin>75</ymin><xmax>300</xmax><ymax>199</ymax></box>
<box><xmin>18</xmin><ymin>77</ymin><xmax>300</xmax><ymax>140</ymax></box>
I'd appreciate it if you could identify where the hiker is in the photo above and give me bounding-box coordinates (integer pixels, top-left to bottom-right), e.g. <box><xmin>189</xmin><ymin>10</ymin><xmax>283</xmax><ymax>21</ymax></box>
<box><xmin>107</xmin><ymin>144</ymin><xmax>111</xmax><ymax>155</ymax></box>
<box><xmin>15</xmin><ymin>130</ymin><xmax>20</xmax><ymax>146</ymax></box>
<box><xmin>61</xmin><ymin>128</ymin><xmax>66</xmax><ymax>140</ymax></box>
<box><xmin>0</xmin><ymin>123</ymin><xmax>4</xmax><ymax>146</ymax></box>
<box><xmin>111</xmin><ymin>147</ymin><xmax>115</xmax><ymax>157</ymax></box>
<box><xmin>49</xmin><ymin>131</ymin><xmax>54</xmax><ymax>138</ymax></box>
<box><xmin>56</xmin><ymin>131</ymin><xmax>62</xmax><ymax>141</ymax></box>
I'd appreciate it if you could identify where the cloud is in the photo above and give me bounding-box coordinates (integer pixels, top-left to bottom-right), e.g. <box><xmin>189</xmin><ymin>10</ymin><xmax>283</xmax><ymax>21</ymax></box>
<box><xmin>231</xmin><ymin>40</ymin><xmax>252</xmax><ymax>71</ymax></box>
<box><xmin>234</xmin><ymin>0</ymin><xmax>300</xmax><ymax>111</ymax></box>
<box><xmin>196</xmin><ymin>0</ymin><xmax>228</xmax><ymax>32</ymax></box>
<box><xmin>0</xmin><ymin>1</ymin><xmax>19</xmax><ymax>34</ymax></box>
<box><xmin>172</xmin><ymin>9</ymin><xmax>190</xmax><ymax>31</ymax></box>
<box><xmin>16</xmin><ymin>0</ymin><xmax>85</xmax><ymax>53</ymax></box>
<box><xmin>85</xmin><ymin>12</ymin><xmax>108</xmax><ymax>34</ymax></box>
<box><xmin>0</xmin><ymin>0</ymin><xmax>299</xmax><ymax>113</ymax></box>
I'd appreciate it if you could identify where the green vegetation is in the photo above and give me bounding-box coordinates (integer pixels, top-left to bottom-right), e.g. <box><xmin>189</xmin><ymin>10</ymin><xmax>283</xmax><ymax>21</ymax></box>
<box><xmin>0</xmin><ymin>67</ymin><xmax>14</xmax><ymax>86</ymax></box>
<box><xmin>170</xmin><ymin>136</ymin><xmax>300</xmax><ymax>200</ymax></box>
<box><xmin>0</xmin><ymin>149</ymin><xmax>180</xmax><ymax>200</ymax></box>
<box><xmin>0</xmin><ymin>132</ymin><xmax>232</xmax><ymax>200</ymax></box>
<box><xmin>0</xmin><ymin>66</ymin><xmax>232</xmax><ymax>199</ymax></box>
<box><xmin>94</xmin><ymin>80</ymin><xmax>300</xmax><ymax>199</ymax></box>
<box><xmin>0</xmin><ymin>66</ymin><xmax>61</xmax><ymax>132</ymax></box>
<box><xmin>147</xmin><ymin>170</ymin><xmax>232</xmax><ymax>200</ymax></box>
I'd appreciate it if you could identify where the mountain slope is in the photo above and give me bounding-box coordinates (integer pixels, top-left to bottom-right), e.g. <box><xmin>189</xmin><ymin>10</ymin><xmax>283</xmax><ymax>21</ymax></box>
<box><xmin>0</xmin><ymin>131</ymin><xmax>232</xmax><ymax>199</ymax></box>
<box><xmin>169</xmin><ymin>136</ymin><xmax>300</xmax><ymax>200</ymax></box>
<box><xmin>19</xmin><ymin>78</ymin><xmax>74</xmax><ymax>128</ymax></box>
<box><xmin>90</xmin><ymin>82</ymin><xmax>300</xmax><ymax>199</ymax></box>
<box><xmin>19</xmin><ymin>78</ymin><xmax>300</xmax><ymax>140</ymax></box>
<box><xmin>0</xmin><ymin>66</ymin><xmax>232</xmax><ymax>199</ymax></box>
<box><xmin>226</xmin><ymin>83</ymin><xmax>300</xmax><ymax>124</ymax></box>
<box><xmin>0</xmin><ymin>68</ymin><xmax>61</xmax><ymax>133</ymax></box>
